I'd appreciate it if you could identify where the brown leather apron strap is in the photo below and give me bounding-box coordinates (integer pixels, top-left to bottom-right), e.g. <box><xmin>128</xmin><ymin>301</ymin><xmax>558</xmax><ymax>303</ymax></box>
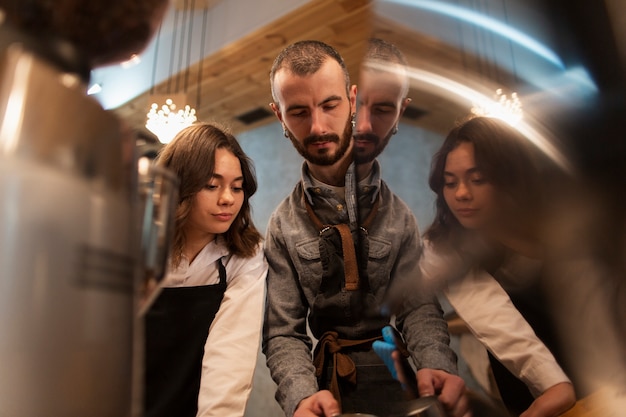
<box><xmin>332</xmin><ymin>223</ymin><xmax>359</xmax><ymax>290</ymax></box>
<box><xmin>313</xmin><ymin>331</ymin><xmax>383</xmax><ymax>407</ymax></box>
<box><xmin>301</xmin><ymin>186</ymin><xmax>380</xmax><ymax>291</ymax></box>
<box><xmin>302</xmin><ymin>191</ymin><xmax>360</xmax><ymax>290</ymax></box>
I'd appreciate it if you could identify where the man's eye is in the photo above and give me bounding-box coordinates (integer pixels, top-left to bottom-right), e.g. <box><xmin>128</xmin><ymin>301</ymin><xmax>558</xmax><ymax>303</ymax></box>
<box><xmin>373</xmin><ymin>106</ymin><xmax>394</xmax><ymax>114</ymax></box>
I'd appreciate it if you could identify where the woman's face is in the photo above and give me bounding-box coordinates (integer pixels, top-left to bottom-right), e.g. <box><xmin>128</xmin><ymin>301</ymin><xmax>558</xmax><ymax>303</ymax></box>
<box><xmin>185</xmin><ymin>148</ymin><xmax>245</xmax><ymax>241</ymax></box>
<box><xmin>442</xmin><ymin>141</ymin><xmax>499</xmax><ymax>231</ymax></box>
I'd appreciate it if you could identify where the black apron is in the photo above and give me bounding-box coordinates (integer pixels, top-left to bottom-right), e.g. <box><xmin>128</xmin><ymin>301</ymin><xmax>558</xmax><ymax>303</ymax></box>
<box><xmin>144</xmin><ymin>258</ymin><xmax>227</xmax><ymax>417</ymax></box>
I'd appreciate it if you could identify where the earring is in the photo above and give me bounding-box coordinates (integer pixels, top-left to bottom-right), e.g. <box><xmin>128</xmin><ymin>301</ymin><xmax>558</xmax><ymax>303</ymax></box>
<box><xmin>351</xmin><ymin>113</ymin><xmax>356</xmax><ymax>129</ymax></box>
<box><xmin>392</xmin><ymin>125</ymin><xmax>398</xmax><ymax>135</ymax></box>
<box><xmin>283</xmin><ymin>126</ymin><xmax>289</xmax><ymax>138</ymax></box>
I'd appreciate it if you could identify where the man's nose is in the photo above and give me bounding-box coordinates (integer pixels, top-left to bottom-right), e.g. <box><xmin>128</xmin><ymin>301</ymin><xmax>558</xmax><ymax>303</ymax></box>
<box><xmin>355</xmin><ymin>108</ymin><xmax>372</xmax><ymax>134</ymax></box>
<box><xmin>310</xmin><ymin>109</ymin><xmax>329</xmax><ymax>136</ymax></box>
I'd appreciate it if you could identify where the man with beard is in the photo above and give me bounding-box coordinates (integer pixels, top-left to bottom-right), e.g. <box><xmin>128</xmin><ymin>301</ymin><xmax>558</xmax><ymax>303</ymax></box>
<box><xmin>262</xmin><ymin>40</ymin><xmax>468</xmax><ymax>417</ymax></box>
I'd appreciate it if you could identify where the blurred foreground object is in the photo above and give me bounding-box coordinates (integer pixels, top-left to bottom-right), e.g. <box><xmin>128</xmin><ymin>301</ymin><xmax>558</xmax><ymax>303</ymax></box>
<box><xmin>0</xmin><ymin>1</ymin><xmax>170</xmax><ymax>415</ymax></box>
<box><xmin>0</xmin><ymin>0</ymin><xmax>169</xmax><ymax>68</ymax></box>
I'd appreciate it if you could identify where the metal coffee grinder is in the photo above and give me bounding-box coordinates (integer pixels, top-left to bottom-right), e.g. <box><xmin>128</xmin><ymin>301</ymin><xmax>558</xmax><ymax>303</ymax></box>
<box><xmin>0</xmin><ymin>17</ymin><xmax>176</xmax><ymax>417</ymax></box>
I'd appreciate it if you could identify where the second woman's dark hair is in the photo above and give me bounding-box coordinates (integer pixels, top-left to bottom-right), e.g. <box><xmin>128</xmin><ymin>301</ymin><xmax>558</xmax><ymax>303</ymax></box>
<box><xmin>425</xmin><ymin>116</ymin><xmax>544</xmax><ymax>244</ymax></box>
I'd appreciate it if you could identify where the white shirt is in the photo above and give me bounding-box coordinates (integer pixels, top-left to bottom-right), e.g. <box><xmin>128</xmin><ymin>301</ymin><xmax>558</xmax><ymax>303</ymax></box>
<box><xmin>419</xmin><ymin>240</ymin><xmax>571</xmax><ymax>398</ymax></box>
<box><xmin>162</xmin><ymin>239</ymin><xmax>268</xmax><ymax>417</ymax></box>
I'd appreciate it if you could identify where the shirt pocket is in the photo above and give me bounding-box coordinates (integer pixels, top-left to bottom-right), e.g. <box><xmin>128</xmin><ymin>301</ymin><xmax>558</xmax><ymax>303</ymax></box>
<box><xmin>367</xmin><ymin>235</ymin><xmax>392</xmax><ymax>291</ymax></box>
<box><xmin>294</xmin><ymin>237</ymin><xmax>323</xmax><ymax>294</ymax></box>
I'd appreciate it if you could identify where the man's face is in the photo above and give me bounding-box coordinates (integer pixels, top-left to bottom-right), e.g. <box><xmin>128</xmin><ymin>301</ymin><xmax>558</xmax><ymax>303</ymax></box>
<box><xmin>284</xmin><ymin>113</ymin><xmax>353</xmax><ymax>166</ymax></box>
<box><xmin>271</xmin><ymin>59</ymin><xmax>356</xmax><ymax>166</ymax></box>
<box><xmin>353</xmin><ymin>66</ymin><xmax>409</xmax><ymax>164</ymax></box>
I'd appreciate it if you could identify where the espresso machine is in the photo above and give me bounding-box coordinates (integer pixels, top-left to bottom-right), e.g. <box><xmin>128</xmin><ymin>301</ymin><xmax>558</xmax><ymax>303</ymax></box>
<box><xmin>0</xmin><ymin>16</ymin><xmax>176</xmax><ymax>417</ymax></box>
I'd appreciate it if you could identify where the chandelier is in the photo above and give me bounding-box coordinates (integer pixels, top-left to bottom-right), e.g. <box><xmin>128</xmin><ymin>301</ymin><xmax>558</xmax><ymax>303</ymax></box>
<box><xmin>146</xmin><ymin>95</ymin><xmax>197</xmax><ymax>144</ymax></box>
<box><xmin>471</xmin><ymin>89</ymin><xmax>523</xmax><ymax>125</ymax></box>
<box><xmin>145</xmin><ymin>0</ymin><xmax>209</xmax><ymax>144</ymax></box>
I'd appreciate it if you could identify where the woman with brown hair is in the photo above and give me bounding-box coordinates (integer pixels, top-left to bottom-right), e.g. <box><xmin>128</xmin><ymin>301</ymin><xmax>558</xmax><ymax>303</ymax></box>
<box><xmin>144</xmin><ymin>122</ymin><xmax>267</xmax><ymax>417</ymax></box>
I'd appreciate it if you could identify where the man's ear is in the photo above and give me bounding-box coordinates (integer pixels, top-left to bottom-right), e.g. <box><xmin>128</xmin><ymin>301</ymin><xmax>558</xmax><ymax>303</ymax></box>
<box><xmin>349</xmin><ymin>84</ymin><xmax>358</xmax><ymax>113</ymax></box>
<box><xmin>399</xmin><ymin>97</ymin><xmax>412</xmax><ymax>118</ymax></box>
<box><xmin>270</xmin><ymin>102</ymin><xmax>283</xmax><ymax>122</ymax></box>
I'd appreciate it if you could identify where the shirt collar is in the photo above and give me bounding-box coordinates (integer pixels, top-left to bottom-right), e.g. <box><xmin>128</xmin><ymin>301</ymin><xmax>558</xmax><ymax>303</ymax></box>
<box><xmin>300</xmin><ymin>160</ymin><xmax>382</xmax><ymax>205</ymax></box>
<box><xmin>172</xmin><ymin>237</ymin><xmax>230</xmax><ymax>274</ymax></box>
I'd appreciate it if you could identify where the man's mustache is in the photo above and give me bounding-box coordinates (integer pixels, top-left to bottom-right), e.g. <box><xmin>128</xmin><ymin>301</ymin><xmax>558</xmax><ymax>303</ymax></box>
<box><xmin>353</xmin><ymin>133</ymin><xmax>380</xmax><ymax>145</ymax></box>
<box><xmin>303</xmin><ymin>134</ymin><xmax>340</xmax><ymax>146</ymax></box>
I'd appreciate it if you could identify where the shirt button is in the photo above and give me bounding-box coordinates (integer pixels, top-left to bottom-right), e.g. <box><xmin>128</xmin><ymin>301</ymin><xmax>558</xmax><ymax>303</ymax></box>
<box><xmin>336</xmin><ymin>204</ymin><xmax>344</xmax><ymax>211</ymax></box>
<box><xmin>363</xmin><ymin>186</ymin><xmax>370</xmax><ymax>192</ymax></box>
<box><xmin>314</xmin><ymin>188</ymin><xmax>322</xmax><ymax>194</ymax></box>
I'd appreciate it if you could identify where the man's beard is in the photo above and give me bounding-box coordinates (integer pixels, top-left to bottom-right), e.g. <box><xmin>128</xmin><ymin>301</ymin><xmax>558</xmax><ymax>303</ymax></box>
<box><xmin>353</xmin><ymin>129</ymin><xmax>393</xmax><ymax>164</ymax></box>
<box><xmin>286</xmin><ymin>116</ymin><xmax>353</xmax><ymax>166</ymax></box>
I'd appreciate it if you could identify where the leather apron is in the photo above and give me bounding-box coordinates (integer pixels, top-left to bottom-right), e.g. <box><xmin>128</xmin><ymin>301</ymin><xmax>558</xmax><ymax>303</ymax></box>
<box><xmin>303</xmin><ymin>190</ymin><xmax>385</xmax><ymax>340</ymax></box>
<box><xmin>303</xmin><ymin>190</ymin><xmax>404</xmax><ymax>411</ymax></box>
<box><xmin>144</xmin><ymin>258</ymin><xmax>227</xmax><ymax>417</ymax></box>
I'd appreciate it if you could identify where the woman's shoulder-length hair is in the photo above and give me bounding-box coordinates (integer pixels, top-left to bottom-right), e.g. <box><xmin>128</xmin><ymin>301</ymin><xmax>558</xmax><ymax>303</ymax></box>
<box><xmin>157</xmin><ymin>122</ymin><xmax>262</xmax><ymax>266</ymax></box>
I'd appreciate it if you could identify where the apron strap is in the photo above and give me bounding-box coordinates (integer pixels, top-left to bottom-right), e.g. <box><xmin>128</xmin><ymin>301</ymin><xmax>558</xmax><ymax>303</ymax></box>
<box><xmin>301</xmin><ymin>185</ymin><xmax>380</xmax><ymax>291</ymax></box>
<box><xmin>333</xmin><ymin>223</ymin><xmax>359</xmax><ymax>291</ymax></box>
<box><xmin>217</xmin><ymin>256</ymin><xmax>227</xmax><ymax>286</ymax></box>
<box><xmin>302</xmin><ymin>192</ymin><xmax>360</xmax><ymax>290</ymax></box>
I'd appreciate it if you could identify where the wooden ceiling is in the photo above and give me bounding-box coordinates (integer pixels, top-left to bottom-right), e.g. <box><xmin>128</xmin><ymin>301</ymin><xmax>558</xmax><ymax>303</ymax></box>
<box><xmin>113</xmin><ymin>0</ymin><xmax>513</xmax><ymax>138</ymax></box>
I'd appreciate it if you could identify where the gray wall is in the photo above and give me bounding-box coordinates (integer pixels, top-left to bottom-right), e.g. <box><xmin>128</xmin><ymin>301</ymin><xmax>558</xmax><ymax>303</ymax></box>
<box><xmin>236</xmin><ymin>121</ymin><xmax>447</xmax><ymax>416</ymax></box>
<box><xmin>238</xmin><ymin>121</ymin><xmax>444</xmax><ymax>236</ymax></box>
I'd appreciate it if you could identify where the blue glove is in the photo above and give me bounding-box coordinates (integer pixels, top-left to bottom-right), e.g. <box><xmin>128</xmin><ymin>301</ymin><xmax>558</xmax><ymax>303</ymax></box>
<box><xmin>372</xmin><ymin>325</ymin><xmax>401</xmax><ymax>381</ymax></box>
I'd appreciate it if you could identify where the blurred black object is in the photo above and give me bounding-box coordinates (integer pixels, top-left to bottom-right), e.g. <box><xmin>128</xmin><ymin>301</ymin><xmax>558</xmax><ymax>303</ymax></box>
<box><xmin>532</xmin><ymin>0</ymin><xmax>626</xmax><ymax>405</ymax></box>
<box><xmin>0</xmin><ymin>0</ymin><xmax>169</xmax><ymax>67</ymax></box>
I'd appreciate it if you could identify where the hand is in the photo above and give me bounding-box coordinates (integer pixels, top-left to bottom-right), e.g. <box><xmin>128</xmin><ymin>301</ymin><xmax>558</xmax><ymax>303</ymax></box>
<box><xmin>415</xmin><ymin>368</ymin><xmax>471</xmax><ymax>417</ymax></box>
<box><xmin>520</xmin><ymin>382</ymin><xmax>576</xmax><ymax>417</ymax></box>
<box><xmin>293</xmin><ymin>390</ymin><xmax>341</xmax><ymax>417</ymax></box>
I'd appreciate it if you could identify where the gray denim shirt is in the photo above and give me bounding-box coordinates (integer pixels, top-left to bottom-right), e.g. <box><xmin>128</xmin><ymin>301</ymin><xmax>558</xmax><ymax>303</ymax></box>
<box><xmin>262</xmin><ymin>161</ymin><xmax>457</xmax><ymax>416</ymax></box>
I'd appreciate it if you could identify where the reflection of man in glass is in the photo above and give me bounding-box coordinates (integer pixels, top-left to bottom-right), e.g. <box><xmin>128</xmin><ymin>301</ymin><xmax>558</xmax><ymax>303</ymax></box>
<box><xmin>263</xmin><ymin>39</ymin><xmax>468</xmax><ymax>417</ymax></box>
<box><xmin>354</xmin><ymin>38</ymin><xmax>412</xmax><ymax>169</ymax></box>
<box><xmin>355</xmin><ymin>37</ymin><xmax>474</xmax><ymax>412</ymax></box>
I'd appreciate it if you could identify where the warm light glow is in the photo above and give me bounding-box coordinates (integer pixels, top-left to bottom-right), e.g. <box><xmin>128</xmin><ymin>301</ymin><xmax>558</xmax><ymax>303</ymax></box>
<box><xmin>138</xmin><ymin>156</ymin><xmax>152</xmax><ymax>176</ymax></box>
<box><xmin>371</xmin><ymin>62</ymin><xmax>573</xmax><ymax>173</ymax></box>
<box><xmin>145</xmin><ymin>98</ymin><xmax>197</xmax><ymax>144</ymax></box>
<box><xmin>471</xmin><ymin>88</ymin><xmax>523</xmax><ymax>125</ymax></box>
<box><xmin>120</xmin><ymin>54</ymin><xmax>141</xmax><ymax>69</ymax></box>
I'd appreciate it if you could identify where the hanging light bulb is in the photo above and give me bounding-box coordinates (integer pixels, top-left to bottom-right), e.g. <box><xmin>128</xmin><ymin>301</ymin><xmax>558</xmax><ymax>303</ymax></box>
<box><xmin>471</xmin><ymin>88</ymin><xmax>523</xmax><ymax>125</ymax></box>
